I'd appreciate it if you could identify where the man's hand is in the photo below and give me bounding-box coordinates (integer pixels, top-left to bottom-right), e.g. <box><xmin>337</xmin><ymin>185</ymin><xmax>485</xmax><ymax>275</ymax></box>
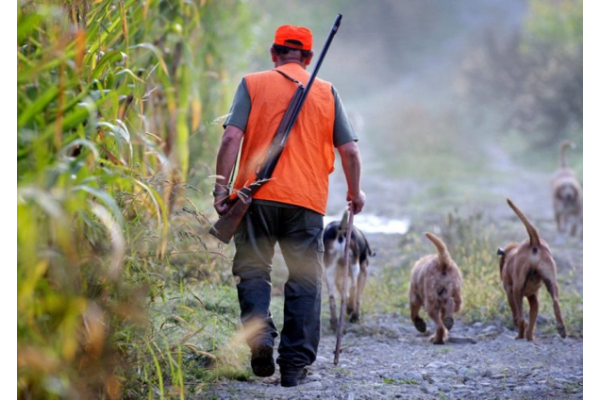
<box><xmin>347</xmin><ymin>190</ymin><xmax>366</xmax><ymax>214</ymax></box>
<box><xmin>214</xmin><ymin>192</ymin><xmax>231</xmax><ymax>216</ymax></box>
<box><xmin>213</xmin><ymin>125</ymin><xmax>243</xmax><ymax>216</ymax></box>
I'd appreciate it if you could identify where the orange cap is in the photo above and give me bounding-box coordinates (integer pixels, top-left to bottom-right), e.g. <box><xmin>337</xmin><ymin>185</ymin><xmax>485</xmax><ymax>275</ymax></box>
<box><xmin>274</xmin><ymin>25</ymin><xmax>313</xmax><ymax>51</ymax></box>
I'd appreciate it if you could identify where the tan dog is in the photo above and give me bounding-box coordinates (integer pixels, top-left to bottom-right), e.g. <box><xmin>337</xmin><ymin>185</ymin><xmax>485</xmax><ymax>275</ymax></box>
<box><xmin>409</xmin><ymin>233</ymin><xmax>462</xmax><ymax>344</ymax></box>
<box><xmin>498</xmin><ymin>199</ymin><xmax>567</xmax><ymax>341</ymax></box>
<box><xmin>551</xmin><ymin>141</ymin><xmax>582</xmax><ymax>238</ymax></box>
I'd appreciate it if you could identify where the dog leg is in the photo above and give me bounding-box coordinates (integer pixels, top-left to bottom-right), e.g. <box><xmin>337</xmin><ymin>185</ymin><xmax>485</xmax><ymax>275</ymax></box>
<box><xmin>428</xmin><ymin>307</ymin><xmax>447</xmax><ymax>345</ymax></box>
<box><xmin>443</xmin><ymin>297</ymin><xmax>455</xmax><ymax>331</ymax></box>
<box><xmin>410</xmin><ymin>294</ymin><xmax>427</xmax><ymax>333</ymax></box>
<box><xmin>325</xmin><ymin>266</ymin><xmax>338</xmax><ymax>332</ymax></box>
<box><xmin>525</xmin><ymin>294</ymin><xmax>539</xmax><ymax>341</ymax></box>
<box><xmin>346</xmin><ymin>262</ymin><xmax>360</xmax><ymax>321</ymax></box>
<box><xmin>351</xmin><ymin>263</ymin><xmax>368</xmax><ymax>323</ymax></box>
<box><xmin>542</xmin><ymin>276</ymin><xmax>567</xmax><ymax>338</ymax></box>
<box><xmin>554</xmin><ymin>210</ymin><xmax>567</xmax><ymax>244</ymax></box>
<box><xmin>512</xmin><ymin>286</ymin><xmax>527</xmax><ymax>339</ymax></box>
<box><xmin>555</xmin><ymin>210</ymin><xmax>563</xmax><ymax>234</ymax></box>
<box><xmin>504</xmin><ymin>284</ymin><xmax>520</xmax><ymax>331</ymax></box>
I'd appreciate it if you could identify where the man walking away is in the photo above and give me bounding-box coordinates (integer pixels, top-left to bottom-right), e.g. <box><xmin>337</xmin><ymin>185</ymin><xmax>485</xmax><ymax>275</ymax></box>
<box><xmin>213</xmin><ymin>24</ymin><xmax>365</xmax><ymax>387</ymax></box>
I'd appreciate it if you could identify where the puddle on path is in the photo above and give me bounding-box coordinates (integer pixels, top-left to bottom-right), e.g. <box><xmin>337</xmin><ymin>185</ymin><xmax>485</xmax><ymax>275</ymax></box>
<box><xmin>324</xmin><ymin>213</ymin><xmax>410</xmax><ymax>235</ymax></box>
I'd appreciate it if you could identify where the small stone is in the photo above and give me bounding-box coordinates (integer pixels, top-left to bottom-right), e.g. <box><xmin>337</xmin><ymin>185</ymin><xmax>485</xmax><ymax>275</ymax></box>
<box><xmin>425</xmin><ymin>361</ymin><xmax>450</xmax><ymax>369</ymax></box>
<box><xmin>437</xmin><ymin>384</ymin><xmax>451</xmax><ymax>393</ymax></box>
<box><xmin>515</xmin><ymin>385</ymin><xmax>540</xmax><ymax>392</ymax></box>
<box><xmin>451</xmin><ymin>384</ymin><xmax>468</xmax><ymax>389</ymax></box>
<box><xmin>421</xmin><ymin>372</ymin><xmax>434</xmax><ymax>384</ymax></box>
<box><xmin>420</xmin><ymin>385</ymin><xmax>438</xmax><ymax>394</ymax></box>
<box><xmin>482</xmin><ymin>325</ymin><xmax>498</xmax><ymax>334</ymax></box>
<box><xmin>300</xmin><ymin>381</ymin><xmax>322</xmax><ymax>389</ymax></box>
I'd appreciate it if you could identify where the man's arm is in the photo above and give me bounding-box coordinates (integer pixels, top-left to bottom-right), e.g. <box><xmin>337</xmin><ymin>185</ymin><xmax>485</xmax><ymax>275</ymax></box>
<box><xmin>214</xmin><ymin>125</ymin><xmax>244</xmax><ymax>215</ymax></box>
<box><xmin>337</xmin><ymin>141</ymin><xmax>366</xmax><ymax>214</ymax></box>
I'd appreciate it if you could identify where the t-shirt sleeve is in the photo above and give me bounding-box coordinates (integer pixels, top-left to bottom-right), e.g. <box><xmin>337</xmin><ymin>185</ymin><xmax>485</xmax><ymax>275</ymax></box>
<box><xmin>332</xmin><ymin>86</ymin><xmax>358</xmax><ymax>147</ymax></box>
<box><xmin>223</xmin><ymin>78</ymin><xmax>251</xmax><ymax>131</ymax></box>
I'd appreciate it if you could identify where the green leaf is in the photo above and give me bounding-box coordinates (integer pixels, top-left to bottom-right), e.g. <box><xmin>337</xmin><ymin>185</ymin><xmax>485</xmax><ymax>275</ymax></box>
<box><xmin>91</xmin><ymin>51</ymin><xmax>125</xmax><ymax>80</ymax></box>
<box><xmin>129</xmin><ymin>43</ymin><xmax>169</xmax><ymax>76</ymax></box>
<box><xmin>17</xmin><ymin>14</ymin><xmax>42</xmax><ymax>45</ymax></box>
<box><xmin>75</xmin><ymin>186</ymin><xmax>125</xmax><ymax>228</ymax></box>
<box><xmin>17</xmin><ymin>86</ymin><xmax>59</xmax><ymax>129</ymax></box>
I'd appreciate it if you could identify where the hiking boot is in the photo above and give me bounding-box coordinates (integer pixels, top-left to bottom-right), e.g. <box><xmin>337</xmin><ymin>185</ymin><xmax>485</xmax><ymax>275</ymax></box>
<box><xmin>280</xmin><ymin>367</ymin><xmax>308</xmax><ymax>387</ymax></box>
<box><xmin>250</xmin><ymin>343</ymin><xmax>275</xmax><ymax>377</ymax></box>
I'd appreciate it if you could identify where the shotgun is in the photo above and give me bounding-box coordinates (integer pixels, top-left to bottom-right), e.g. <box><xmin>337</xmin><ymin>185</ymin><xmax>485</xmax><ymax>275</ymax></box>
<box><xmin>209</xmin><ymin>14</ymin><xmax>343</xmax><ymax>244</ymax></box>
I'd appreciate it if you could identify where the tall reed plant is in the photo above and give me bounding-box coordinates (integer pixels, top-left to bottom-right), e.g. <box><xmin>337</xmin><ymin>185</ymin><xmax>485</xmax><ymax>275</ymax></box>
<box><xmin>18</xmin><ymin>0</ymin><xmax>253</xmax><ymax>397</ymax></box>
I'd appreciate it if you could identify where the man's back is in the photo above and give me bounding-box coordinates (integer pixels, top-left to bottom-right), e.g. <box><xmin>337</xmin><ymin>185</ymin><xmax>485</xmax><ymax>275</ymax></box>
<box><xmin>235</xmin><ymin>63</ymin><xmax>335</xmax><ymax>214</ymax></box>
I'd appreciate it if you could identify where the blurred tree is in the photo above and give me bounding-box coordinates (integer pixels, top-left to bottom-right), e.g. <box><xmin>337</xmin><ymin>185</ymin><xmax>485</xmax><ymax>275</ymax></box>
<box><xmin>462</xmin><ymin>0</ymin><xmax>582</xmax><ymax>147</ymax></box>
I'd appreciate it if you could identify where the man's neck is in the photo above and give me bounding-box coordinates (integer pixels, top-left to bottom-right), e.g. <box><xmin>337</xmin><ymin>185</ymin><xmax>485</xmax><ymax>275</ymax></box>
<box><xmin>274</xmin><ymin>59</ymin><xmax>306</xmax><ymax>69</ymax></box>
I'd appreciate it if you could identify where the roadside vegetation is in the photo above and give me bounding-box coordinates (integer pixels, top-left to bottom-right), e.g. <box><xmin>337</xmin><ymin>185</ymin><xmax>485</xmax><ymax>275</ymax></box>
<box><xmin>17</xmin><ymin>0</ymin><xmax>253</xmax><ymax>397</ymax></box>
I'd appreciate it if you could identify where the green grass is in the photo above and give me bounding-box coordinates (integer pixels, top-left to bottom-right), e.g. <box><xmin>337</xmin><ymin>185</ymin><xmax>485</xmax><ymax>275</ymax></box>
<box><xmin>382</xmin><ymin>377</ymin><xmax>420</xmax><ymax>385</ymax></box>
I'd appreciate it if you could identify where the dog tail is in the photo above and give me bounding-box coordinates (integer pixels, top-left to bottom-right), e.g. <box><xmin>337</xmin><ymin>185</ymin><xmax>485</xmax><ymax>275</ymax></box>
<box><xmin>357</xmin><ymin>229</ymin><xmax>376</xmax><ymax>257</ymax></box>
<box><xmin>497</xmin><ymin>247</ymin><xmax>506</xmax><ymax>276</ymax></box>
<box><xmin>424</xmin><ymin>232</ymin><xmax>451</xmax><ymax>271</ymax></box>
<box><xmin>506</xmin><ymin>198</ymin><xmax>542</xmax><ymax>251</ymax></box>
<box><xmin>559</xmin><ymin>140</ymin><xmax>575</xmax><ymax>168</ymax></box>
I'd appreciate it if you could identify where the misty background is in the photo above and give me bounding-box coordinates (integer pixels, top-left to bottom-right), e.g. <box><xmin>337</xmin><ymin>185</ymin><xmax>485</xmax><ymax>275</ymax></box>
<box><xmin>226</xmin><ymin>0</ymin><xmax>583</xmax><ymax>223</ymax></box>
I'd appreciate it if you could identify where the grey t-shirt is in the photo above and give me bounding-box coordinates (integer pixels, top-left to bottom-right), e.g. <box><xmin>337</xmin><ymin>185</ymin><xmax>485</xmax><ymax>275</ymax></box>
<box><xmin>224</xmin><ymin>77</ymin><xmax>358</xmax><ymax>147</ymax></box>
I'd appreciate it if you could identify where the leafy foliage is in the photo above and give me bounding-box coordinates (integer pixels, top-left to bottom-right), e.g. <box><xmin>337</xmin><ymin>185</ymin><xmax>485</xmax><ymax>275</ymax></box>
<box><xmin>17</xmin><ymin>0</ymin><xmax>254</xmax><ymax>397</ymax></box>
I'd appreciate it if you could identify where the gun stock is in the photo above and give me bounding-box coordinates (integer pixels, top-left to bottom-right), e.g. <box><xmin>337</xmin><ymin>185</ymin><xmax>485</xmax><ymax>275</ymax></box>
<box><xmin>209</xmin><ymin>197</ymin><xmax>252</xmax><ymax>244</ymax></box>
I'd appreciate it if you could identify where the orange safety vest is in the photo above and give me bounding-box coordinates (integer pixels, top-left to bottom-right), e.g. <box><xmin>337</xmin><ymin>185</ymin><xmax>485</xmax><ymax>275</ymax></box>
<box><xmin>233</xmin><ymin>63</ymin><xmax>336</xmax><ymax>215</ymax></box>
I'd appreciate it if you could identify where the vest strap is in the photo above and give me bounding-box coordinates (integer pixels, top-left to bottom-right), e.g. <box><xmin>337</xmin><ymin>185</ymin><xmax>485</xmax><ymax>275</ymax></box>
<box><xmin>274</xmin><ymin>69</ymin><xmax>304</xmax><ymax>88</ymax></box>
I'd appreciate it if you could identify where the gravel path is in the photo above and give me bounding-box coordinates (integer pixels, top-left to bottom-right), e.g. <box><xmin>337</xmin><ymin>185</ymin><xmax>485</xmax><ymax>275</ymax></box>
<box><xmin>204</xmin><ymin>314</ymin><xmax>582</xmax><ymax>399</ymax></box>
<box><xmin>202</xmin><ymin>157</ymin><xmax>583</xmax><ymax>399</ymax></box>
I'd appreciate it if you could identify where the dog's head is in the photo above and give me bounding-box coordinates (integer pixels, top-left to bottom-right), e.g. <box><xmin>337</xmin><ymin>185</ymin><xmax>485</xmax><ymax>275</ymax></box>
<box><xmin>556</xmin><ymin>182</ymin><xmax>579</xmax><ymax>203</ymax></box>
<box><xmin>323</xmin><ymin>212</ymin><xmax>374</xmax><ymax>263</ymax></box>
<box><xmin>335</xmin><ymin>210</ymin><xmax>350</xmax><ymax>244</ymax></box>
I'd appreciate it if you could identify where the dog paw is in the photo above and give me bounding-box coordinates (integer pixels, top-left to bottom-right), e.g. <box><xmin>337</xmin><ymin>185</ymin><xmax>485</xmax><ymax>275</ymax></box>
<box><xmin>414</xmin><ymin>318</ymin><xmax>427</xmax><ymax>333</ymax></box>
<box><xmin>443</xmin><ymin>317</ymin><xmax>454</xmax><ymax>331</ymax></box>
<box><xmin>557</xmin><ymin>324</ymin><xmax>567</xmax><ymax>338</ymax></box>
<box><xmin>430</xmin><ymin>335</ymin><xmax>445</xmax><ymax>345</ymax></box>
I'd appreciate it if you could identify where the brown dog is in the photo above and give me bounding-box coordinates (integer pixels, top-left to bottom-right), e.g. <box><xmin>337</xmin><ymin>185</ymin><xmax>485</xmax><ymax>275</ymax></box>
<box><xmin>409</xmin><ymin>232</ymin><xmax>462</xmax><ymax>344</ymax></box>
<box><xmin>498</xmin><ymin>199</ymin><xmax>567</xmax><ymax>341</ymax></box>
<box><xmin>551</xmin><ymin>141</ymin><xmax>582</xmax><ymax>238</ymax></box>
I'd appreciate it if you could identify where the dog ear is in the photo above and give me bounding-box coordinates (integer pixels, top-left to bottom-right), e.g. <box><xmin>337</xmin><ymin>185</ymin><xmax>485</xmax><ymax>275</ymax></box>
<box><xmin>340</xmin><ymin>210</ymin><xmax>349</xmax><ymax>229</ymax></box>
